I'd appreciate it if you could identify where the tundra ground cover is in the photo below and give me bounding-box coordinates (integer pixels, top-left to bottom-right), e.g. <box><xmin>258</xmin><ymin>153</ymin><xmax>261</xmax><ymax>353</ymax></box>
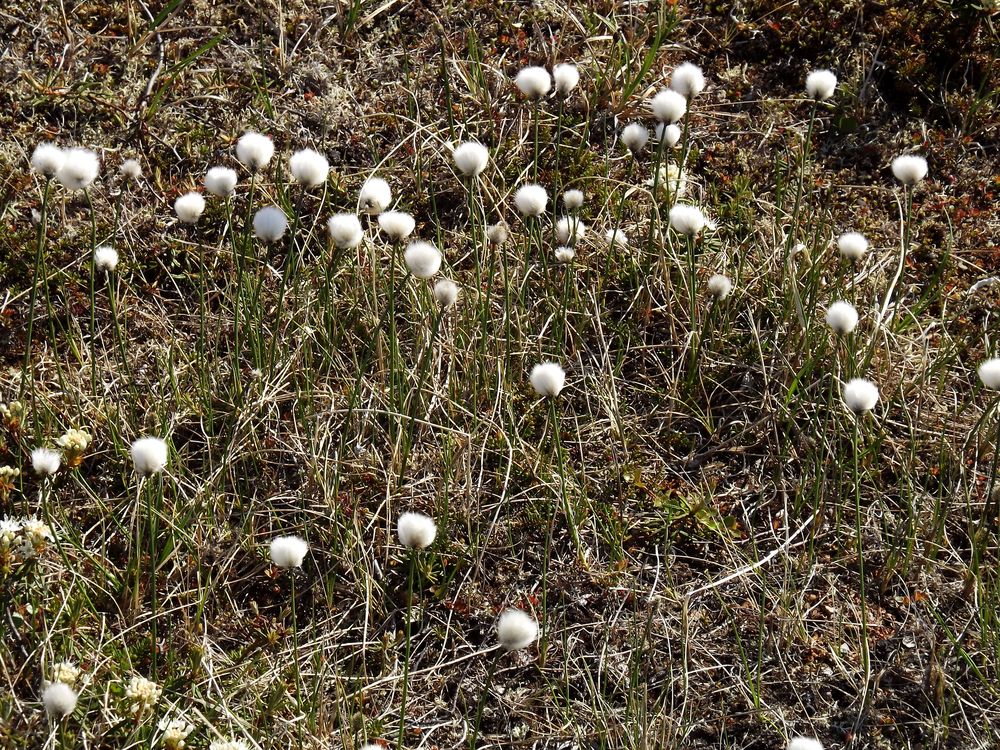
<box><xmin>1</xmin><ymin>2</ymin><xmax>999</xmax><ymax>749</ymax></box>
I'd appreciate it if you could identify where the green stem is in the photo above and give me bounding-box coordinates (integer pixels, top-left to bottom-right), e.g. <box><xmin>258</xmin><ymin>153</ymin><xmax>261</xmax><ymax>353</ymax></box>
<box><xmin>397</xmin><ymin>552</ymin><xmax>417</xmax><ymax>750</ymax></box>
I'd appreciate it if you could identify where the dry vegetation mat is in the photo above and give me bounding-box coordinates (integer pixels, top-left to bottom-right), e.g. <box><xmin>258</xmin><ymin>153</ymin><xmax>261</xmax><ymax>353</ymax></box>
<box><xmin>1</xmin><ymin>1</ymin><xmax>1000</xmax><ymax>749</ymax></box>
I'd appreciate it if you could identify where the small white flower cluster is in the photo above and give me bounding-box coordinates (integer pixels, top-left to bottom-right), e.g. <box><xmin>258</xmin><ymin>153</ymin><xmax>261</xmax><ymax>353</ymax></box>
<box><xmin>1</xmin><ymin>517</ymin><xmax>53</xmax><ymax>564</ymax></box>
<box><xmin>158</xmin><ymin>714</ymin><xmax>195</xmax><ymax>749</ymax></box>
<box><xmin>125</xmin><ymin>675</ymin><xmax>163</xmax><ymax>715</ymax></box>
<box><xmin>57</xmin><ymin>428</ymin><xmax>92</xmax><ymax>468</ymax></box>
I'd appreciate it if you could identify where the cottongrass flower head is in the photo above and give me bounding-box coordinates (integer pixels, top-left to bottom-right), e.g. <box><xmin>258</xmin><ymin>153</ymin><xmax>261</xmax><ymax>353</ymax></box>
<box><xmin>787</xmin><ymin>739</ymin><xmax>823</xmax><ymax>750</ymax></box>
<box><xmin>487</xmin><ymin>223</ymin><xmax>509</xmax><ymax>245</ymax></box>
<box><xmin>359</xmin><ymin>177</ymin><xmax>392</xmax><ymax>214</ymax></box>
<box><xmin>837</xmin><ymin>232</ymin><xmax>868</xmax><ymax>260</ymax></box>
<box><xmin>433</xmin><ymin>278</ymin><xmax>460</xmax><ymax>307</ymax></box>
<box><xmin>707</xmin><ymin>274</ymin><xmax>733</xmax><ymax>300</ymax></box>
<box><xmin>174</xmin><ymin>192</ymin><xmax>206</xmax><ymax>224</ymax></box>
<box><xmin>556</xmin><ymin>216</ymin><xmax>586</xmax><ymax>245</ymax></box>
<box><xmin>805</xmin><ymin>70</ymin><xmax>837</xmax><ymax>100</ymax></box>
<box><xmin>289</xmin><ymin>148</ymin><xmax>329</xmax><ymax>187</ymax></box>
<box><xmin>125</xmin><ymin>675</ymin><xmax>162</xmax><ymax>714</ymax></box>
<box><xmin>120</xmin><ymin>158</ymin><xmax>142</xmax><ymax>180</ymax></box>
<box><xmin>253</xmin><ymin>206</ymin><xmax>288</xmax><ymax>242</ymax></box>
<box><xmin>655</xmin><ymin>122</ymin><xmax>682</xmax><ymax>147</ymax></box>
<box><xmin>669</xmin><ymin>204</ymin><xmax>706</xmax><ymax>235</ymax></box>
<box><xmin>530</xmin><ymin>362</ymin><xmax>566</xmax><ymax>397</ymax></box>
<box><xmin>891</xmin><ymin>154</ymin><xmax>928</xmax><ymax>186</ymax></box>
<box><xmin>56</xmin><ymin>148</ymin><xmax>100</xmax><ymax>191</ymax></box>
<box><xmin>95</xmin><ymin>245</ymin><xmax>119</xmax><ymax>273</ymax></box>
<box><xmin>235</xmin><ymin>131</ymin><xmax>274</xmax><ymax>170</ymax></box>
<box><xmin>514</xmin><ymin>66</ymin><xmax>551</xmax><ymax>99</ymax></box>
<box><xmin>131</xmin><ymin>437</ymin><xmax>168</xmax><ymax>476</ymax></box>
<box><xmin>622</xmin><ymin>122</ymin><xmax>649</xmax><ymax>154</ymax></box>
<box><xmin>205</xmin><ymin>167</ymin><xmax>238</xmax><ymax>197</ymax></box>
<box><xmin>42</xmin><ymin>682</ymin><xmax>77</xmax><ymax>718</ymax></box>
<box><xmin>404</xmin><ymin>241</ymin><xmax>442</xmax><ymax>279</ymax></box>
<box><xmin>555</xmin><ymin>246</ymin><xmax>575</xmax><ymax>263</ymax></box>
<box><xmin>497</xmin><ymin>609</ymin><xmax>539</xmax><ymax>651</ymax></box>
<box><xmin>453</xmin><ymin>141</ymin><xmax>489</xmax><ymax>177</ymax></box>
<box><xmin>328</xmin><ymin>213</ymin><xmax>364</xmax><ymax>248</ymax></box>
<box><xmin>843</xmin><ymin>378</ymin><xmax>879</xmax><ymax>414</ymax></box>
<box><xmin>563</xmin><ymin>189</ymin><xmax>584</xmax><ymax>210</ymax></box>
<box><xmin>605</xmin><ymin>228</ymin><xmax>628</xmax><ymax>248</ymax></box>
<box><xmin>377</xmin><ymin>210</ymin><xmax>415</xmax><ymax>241</ymax></box>
<box><xmin>978</xmin><ymin>358</ymin><xmax>1000</xmax><ymax>390</ymax></box>
<box><xmin>651</xmin><ymin>88</ymin><xmax>687</xmax><ymax>123</ymax></box>
<box><xmin>553</xmin><ymin>62</ymin><xmax>580</xmax><ymax>95</ymax></box>
<box><xmin>269</xmin><ymin>535</ymin><xmax>309</xmax><ymax>569</ymax></box>
<box><xmin>825</xmin><ymin>301</ymin><xmax>859</xmax><ymax>335</ymax></box>
<box><xmin>670</xmin><ymin>62</ymin><xmax>706</xmax><ymax>98</ymax></box>
<box><xmin>31</xmin><ymin>448</ymin><xmax>60</xmax><ymax>477</ymax></box>
<box><xmin>31</xmin><ymin>143</ymin><xmax>65</xmax><ymax>178</ymax></box>
<box><xmin>158</xmin><ymin>715</ymin><xmax>195</xmax><ymax>750</ymax></box>
<box><xmin>397</xmin><ymin>511</ymin><xmax>437</xmax><ymax>549</ymax></box>
<box><xmin>514</xmin><ymin>183</ymin><xmax>548</xmax><ymax>217</ymax></box>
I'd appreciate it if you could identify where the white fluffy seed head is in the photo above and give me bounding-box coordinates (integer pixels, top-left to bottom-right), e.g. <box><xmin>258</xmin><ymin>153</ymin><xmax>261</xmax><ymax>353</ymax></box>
<box><xmin>891</xmin><ymin>154</ymin><xmax>928</xmax><ymax>186</ymax></box>
<box><xmin>205</xmin><ymin>167</ymin><xmax>238</xmax><ymax>197</ymax></box>
<box><xmin>651</xmin><ymin>89</ymin><xmax>687</xmax><ymax>123</ymax></box>
<box><xmin>119</xmin><ymin>158</ymin><xmax>142</xmax><ymax>180</ymax></box>
<box><xmin>253</xmin><ymin>206</ymin><xmax>288</xmax><ymax>242</ymax></box>
<box><xmin>553</xmin><ymin>63</ymin><xmax>580</xmax><ymax>95</ymax></box>
<box><xmin>605</xmin><ymin>228</ymin><xmax>628</xmax><ymax>248</ymax></box>
<box><xmin>328</xmin><ymin>213</ymin><xmax>364</xmax><ymax>248</ymax></box>
<box><xmin>669</xmin><ymin>204</ymin><xmax>706</xmax><ymax>235</ymax></box>
<box><xmin>174</xmin><ymin>192</ymin><xmax>206</xmax><ymax>224</ymax></box>
<box><xmin>825</xmin><ymin>301</ymin><xmax>858</xmax><ymax>335</ymax></box>
<box><xmin>397</xmin><ymin>512</ymin><xmax>437</xmax><ymax>549</ymax></box>
<box><xmin>556</xmin><ymin>216</ymin><xmax>586</xmax><ymax>245</ymax></box>
<box><xmin>497</xmin><ymin>609</ymin><xmax>539</xmax><ymax>651</ymax></box>
<box><xmin>622</xmin><ymin>123</ymin><xmax>649</xmax><ymax>154</ymax></box>
<box><xmin>31</xmin><ymin>448</ymin><xmax>61</xmax><ymax>476</ymax></box>
<box><xmin>132</xmin><ymin>438</ymin><xmax>167</xmax><ymax>476</ymax></box>
<box><xmin>563</xmin><ymin>190</ymin><xmax>584</xmax><ymax>210</ymax></box>
<box><xmin>707</xmin><ymin>274</ymin><xmax>733</xmax><ymax>300</ymax></box>
<box><xmin>404</xmin><ymin>241</ymin><xmax>442</xmax><ymax>279</ymax></box>
<box><xmin>131</xmin><ymin>437</ymin><xmax>168</xmax><ymax>475</ymax></box>
<box><xmin>42</xmin><ymin>682</ymin><xmax>77</xmax><ymax>718</ymax></box>
<box><xmin>978</xmin><ymin>358</ymin><xmax>1000</xmax><ymax>390</ymax></box>
<box><xmin>235</xmin><ymin>132</ymin><xmax>274</xmax><ymax>170</ymax></box>
<box><xmin>95</xmin><ymin>245</ymin><xmax>119</xmax><ymax>273</ymax></box>
<box><xmin>670</xmin><ymin>62</ymin><xmax>705</xmax><ymax>98</ymax></box>
<box><xmin>787</xmin><ymin>738</ymin><xmax>823</xmax><ymax>750</ymax></box>
<box><xmin>269</xmin><ymin>535</ymin><xmax>309</xmax><ymax>568</ymax></box>
<box><xmin>655</xmin><ymin>123</ymin><xmax>682</xmax><ymax>147</ymax></box>
<box><xmin>31</xmin><ymin>143</ymin><xmax>65</xmax><ymax>178</ymax></box>
<box><xmin>530</xmin><ymin>362</ymin><xmax>566</xmax><ymax>397</ymax></box>
<box><xmin>514</xmin><ymin>184</ymin><xmax>548</xmax><ymax>217</ymax></box>
<box><xmin>843</xmin><ymin>378</ymin><xmax>879</xmax><ymax>414</ymax></box>
<box><xmin>805</xmin><ymin>70</ymin><xmax>837</xmax><ymax>100</ymax></box>
<box><xmin>56</xmin><ymin>148</ymin><xmax>100</xmax><ymax>191</ymax></box>
<box><xmin>377</xmin><ymin>210</ymin><xmax>415</xmax><ymax>241</ymax></box>
<box><xmin>837</xmin><ymin>232</ymin><xmax>868</xmax><ymax>260</ymax></box>
<box><xmin>359</xmin><ymin>177</ymin><xmax>392</xmax><ymax>214</ymax></box>
<box><xmin>487</xmin><ymin>223</ymin><xmax>508</xmax><ymax>245</ymax></box>
<box><xmin>555</xmin><ymin>246</ymin><xmax>576</xmax><ymax>263</ymax></box>
<box><xmin>433</xmin><ymin>278</ymin><xmax>460</xmax><ymax>307</ymax></box>
<box><xmin>289</xmin><ymin>149</ymin><xmax>329</xmax><ymax>187</ymax></box>
<box><xmin>514</xmin><ymin>66</ymin><xmax>551</xmax><ymax>99</ymax></box>
<box><xmin>453</xmin><ymin>141</ymin><xmax>490</xmax><ymax>177</ymax></box>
